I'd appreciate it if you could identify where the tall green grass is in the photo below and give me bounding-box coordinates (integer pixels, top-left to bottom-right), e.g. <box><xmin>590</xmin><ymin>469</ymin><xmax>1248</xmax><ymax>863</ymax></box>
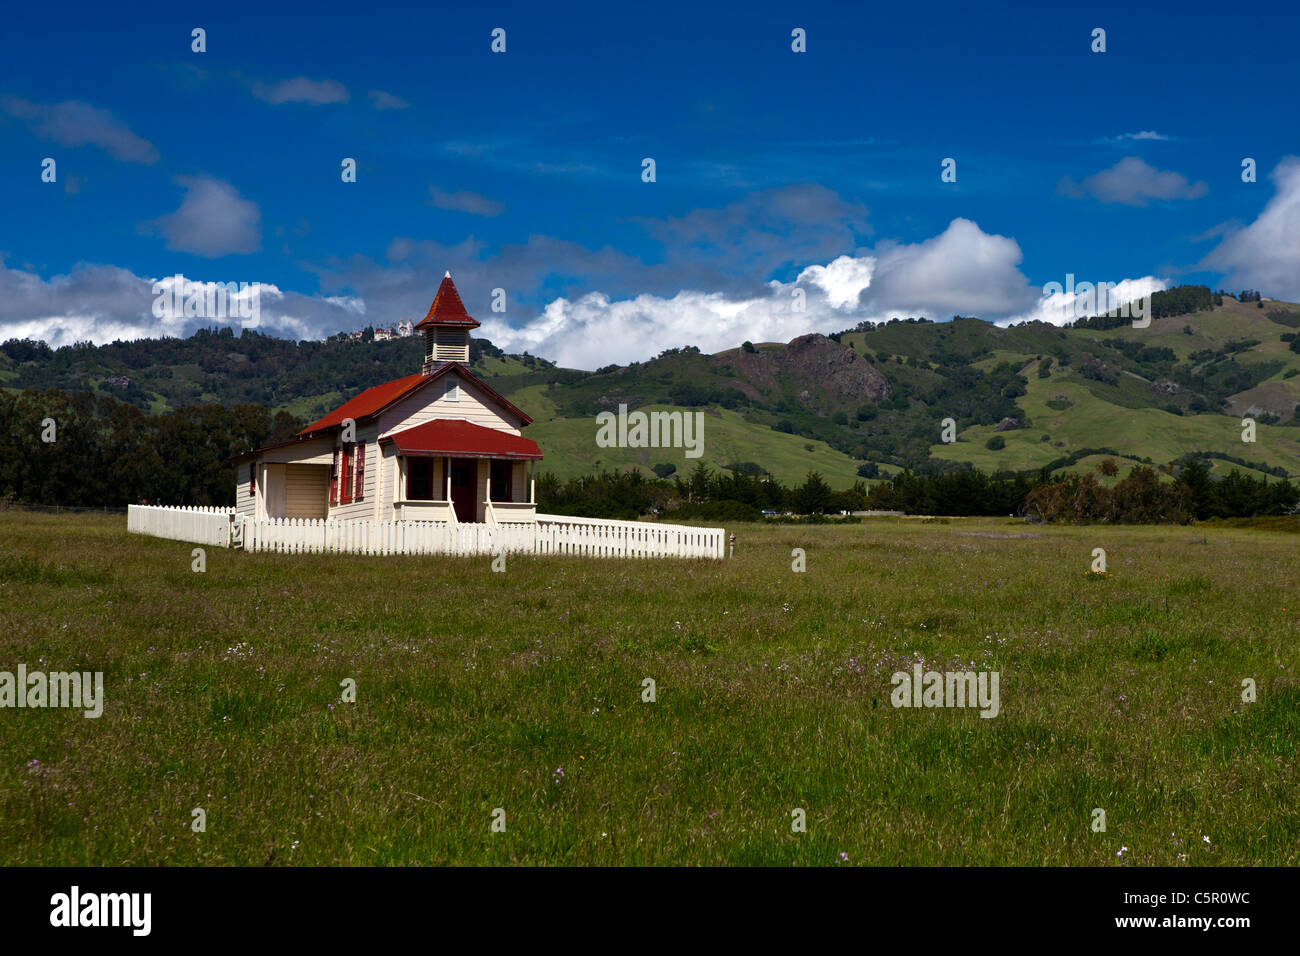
<box><xmin>1</xmin><ymin>512</ymin><xmax>1296</xmax><ymax>865</ymax></box>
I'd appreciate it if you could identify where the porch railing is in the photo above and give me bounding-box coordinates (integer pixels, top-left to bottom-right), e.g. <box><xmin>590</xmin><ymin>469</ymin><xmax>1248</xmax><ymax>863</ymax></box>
<box><xmin>395</xmin><ymin>499</ymin><xmax>457</xmax><ymax>523</ymax></box>
<box><xmin>487</xmin><ymin>500</ymin><xmax>537</xmax><ymax>523</ymax></box>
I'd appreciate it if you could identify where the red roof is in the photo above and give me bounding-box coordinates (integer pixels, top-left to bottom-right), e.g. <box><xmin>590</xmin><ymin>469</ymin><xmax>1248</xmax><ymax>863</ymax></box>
<box><xmin>382</xmin><ymin>419</ymin><xmax>542</xmax><ymax>460</ymax></box>
<box><xmin>415</xmin><ymin>273</ymin><xmax>480</xmax><ymax>330</ymax></box>
<box><xmin>298</xmin><ymin>372</ymin><xmax>426</xmax><ymax>435</ymax></box>
<box><xmin>295</xmin><ymin>363</ymin><xmax>533</xmax><ymax>438</ymax></box>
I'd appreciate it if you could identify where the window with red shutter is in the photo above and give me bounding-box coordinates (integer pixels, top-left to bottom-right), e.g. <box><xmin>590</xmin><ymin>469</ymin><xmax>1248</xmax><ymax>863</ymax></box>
<box><xmin>330</xmin><ymin>447</ymin><xmax>340</xmax><ymax>505</ymax></box>
<box><xmin>249</xmin><ymin>463</ymin><xmax>255</xmax><ymax>497</ymax></box>
<box><xmin>341</xmin><ymin>443</ymin><xmax>354</xmax><ymax>504</ymax></box>
<box><xmin>355</xmin><ymin>441</ymin><xmax>366</xmax><ymax>501</ymax></box>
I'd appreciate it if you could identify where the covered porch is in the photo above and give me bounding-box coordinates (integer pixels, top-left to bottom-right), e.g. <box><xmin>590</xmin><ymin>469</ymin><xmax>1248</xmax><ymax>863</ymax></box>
<box><xmin>382</xmin><ymin>419</ymin><xmax>542</xmax><ymax>524</ymax></box>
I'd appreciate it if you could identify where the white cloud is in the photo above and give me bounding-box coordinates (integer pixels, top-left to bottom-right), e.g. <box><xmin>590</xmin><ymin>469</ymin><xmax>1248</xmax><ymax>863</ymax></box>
<box><xmin>0</xmin><ymin>201</ymin><xmax>1193</xmax><ymax>369</ymax></box>
<box><xmin>861</xmin><ymin>218</ymin><xmax>1036</xmax><ymax>317</ymax></box>
<box><xmin>480</xmin><ymin>287</ymin><xmax>827</xmax><ymax>370</ymax></box>
<box><xmin>368</xmin><ymin>90</ymin><xmax>410</xmax><ymax>110</ymax></box>
<box><xmin>1200</xmin><ymin>156</ymin><xmax>1300</xmax><ymax>300</ymax></box>
<box><xmin>1114</xmin><ymin>130</ymin><xmax>1173</xmax><ymax>142</ymax></box>
<box><xmin>1058</xmin><ymin>157</ymin><xmax>1208</xmax><ymax>206</ymax></box>
<box><xmin>252</xmin><ymin>77</ymin><xmax>348</xmax><ymax>105</ymax></box>
<box><xmin>482</xmin><ymin>218</ymin><xmax>1043</xmax><ymax>367</ymax></box>
<box><xmin>0</xmin><ymin>262</ymin><xmax>361</xmax><ymax>348</ymax></box>
<box><xmin>0</xmin><ymin>96</ymin><xmax>158</xmax><ymax>163</ymax></box>
<box><xmin>997</xmin><ymin>276</ymin><xmax>1169</xmax><ymax>328</ymax></box>
<box><xmin>429</xmin><ymin>187</ymin><xmax>505</xmax><ymax>217</ymax></box>
<box><xmin>141</xmin><ymin>176</ymin><xmax>261</xmax><ymax>257</ymax></box>
<box><xmin>798</xmin><ymin>255</ymin><xmax>874</xmax><ymax>308</ymax></box>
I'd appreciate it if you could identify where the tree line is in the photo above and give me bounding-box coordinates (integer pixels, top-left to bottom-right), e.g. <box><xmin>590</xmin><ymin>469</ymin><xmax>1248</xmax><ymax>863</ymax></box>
<box><xmin>540</xmin><ymin>459</ymin><xmax>1298</xmax><ymax>524</ymax></box>
<box><xmin>0</xmin><ymin>388</ymin><xmax>298</xmax><ymax>507</ymax></box>
<box><xmin>3</xmin><ymin>386</ymin><xmax>1296</xmax><ymax>523</ymax></box>
<box><xmin>536</xmin><ymin>466</ymin><xmax>869</xmax><ymax>522</ymax></box>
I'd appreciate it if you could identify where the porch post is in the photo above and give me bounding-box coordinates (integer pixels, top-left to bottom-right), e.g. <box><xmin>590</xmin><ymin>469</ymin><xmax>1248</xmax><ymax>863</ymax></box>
<box><xmin>479</xmin><ymin>457</ymin><xmax>488</xmax><ymax>522</ymax></box>
<box><xmin>445</xmin><ymin>457</ymin><xmax>451</xmax><ymax>502</ymax></box>
<box><xmin>530</xmin><ymin>460</ymin><xmax>536</xmax><ymax>505</ymax></box>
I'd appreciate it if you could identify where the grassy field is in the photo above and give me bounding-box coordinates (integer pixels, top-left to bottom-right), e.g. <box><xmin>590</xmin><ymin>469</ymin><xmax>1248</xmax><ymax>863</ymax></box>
<box><xmin>1</xmin><ymin>511</ymin><xmax>1297</xmax><ymax>866</ymax></box>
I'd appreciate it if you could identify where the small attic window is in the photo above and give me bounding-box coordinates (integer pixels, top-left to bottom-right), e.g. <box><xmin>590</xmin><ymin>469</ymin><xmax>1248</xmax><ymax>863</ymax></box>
<box><xmin>444</xmin><ymin>378</ymin><xmax>460</xmax><ymax>402</ymax></box>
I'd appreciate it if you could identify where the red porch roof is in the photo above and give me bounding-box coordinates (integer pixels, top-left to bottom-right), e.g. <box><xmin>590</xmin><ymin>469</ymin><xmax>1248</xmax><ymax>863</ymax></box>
<box><xmin>415</xmin><ymin>273</ymin><xmax>480</xmax><ymax>330</ymax></box>
<box><xmin>382</xmin><ymin>419</ymin><xmax>543</xmax><ymax>460</ymax></box>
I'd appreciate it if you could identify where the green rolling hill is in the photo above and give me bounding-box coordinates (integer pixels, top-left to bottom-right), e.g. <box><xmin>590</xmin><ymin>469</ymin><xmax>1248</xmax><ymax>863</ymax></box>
<box><xmin>4</xmin><ymin>286</ymin><xmax>1299</xmax><ymax>489</ymax></box>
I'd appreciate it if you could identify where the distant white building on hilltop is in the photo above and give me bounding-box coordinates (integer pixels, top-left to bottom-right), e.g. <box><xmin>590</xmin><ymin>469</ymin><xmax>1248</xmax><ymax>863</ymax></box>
<box><xmin>371</xmin><ymin>320</ymin><xmax>415</xmax><ymax>342</ymax></box>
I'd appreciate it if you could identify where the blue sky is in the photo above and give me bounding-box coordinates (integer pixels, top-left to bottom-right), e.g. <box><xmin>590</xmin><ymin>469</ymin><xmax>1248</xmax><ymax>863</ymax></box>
<box><xmin>2</xmin><ymin>0</ymin><xmax>1298</xmax><ymax>368</ymax></box>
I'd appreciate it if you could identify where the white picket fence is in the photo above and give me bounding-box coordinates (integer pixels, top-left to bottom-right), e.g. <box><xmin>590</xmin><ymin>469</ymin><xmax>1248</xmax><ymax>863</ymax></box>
<box><xmin>126</xmin><ymin>505</ymin><xmax>724</xmax><ymax>560</ymax></box>
<box><xmin>241</xmin><ymin>515</ymin><xmax>724</xmax><ymax>560</ymax></box>
<box><xmin>127</xmin><ymin>504</ymin><xmax>236</xmax><ymax>548</ymax></box>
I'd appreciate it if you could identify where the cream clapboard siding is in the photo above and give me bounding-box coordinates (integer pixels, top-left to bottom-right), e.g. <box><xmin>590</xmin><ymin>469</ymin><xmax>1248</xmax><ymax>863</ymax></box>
<box><xmin>327</xmin><ymin>422</ymin><xmax>381</xmax><ymax>520</ymax></box>
<box><xmin>509</xmin><ymin>461</ymin><xmax>527</xmax><ymax>503</ymax></box>
<box><xmin>476</xmin><ymin>458</ymin><xmax>489</xmax><ymax>521</ymax></box>
<box><xmin>265</xmin><ymin>464</ymin><xmax>287</xmax><ymax>518</ymax></box>
<box><xmin>379</xmin><ymin>442</ymin><xmax>399</xmax><ymax>518</ymax></box>
<box><xmin>432</xmin><ymin>456</ymin><xmax>446</xmax><ymax>500</ymax></box>
<box><xmin>236</xmin><ymin>461</ymin><xmax>256</xmax><ymax>518</ymax></box>
<box><xmin>284</xmin><ymin>465</ymin><xmax>329</xmax><ymax>518</ymax></box>
<box><xmin>376</xmin><ymin>371</ymin><xmax>524</xmax><ymax>439</ymax></box>
<box><xmin>261</xmin><ymin>437</ymin><xmax>334</xmax><ymax>464</ymax></box>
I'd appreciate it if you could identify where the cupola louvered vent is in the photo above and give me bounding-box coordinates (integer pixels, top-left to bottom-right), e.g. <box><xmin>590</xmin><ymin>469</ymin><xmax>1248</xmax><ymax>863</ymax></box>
<box><xmin>416</xmin><ymin>271</ymin><xmax>479</xmax><ymax>374</ymax></box>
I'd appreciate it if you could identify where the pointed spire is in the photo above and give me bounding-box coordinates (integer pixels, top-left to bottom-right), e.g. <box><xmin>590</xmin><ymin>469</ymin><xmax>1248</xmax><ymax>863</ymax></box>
<box><xmin>416</xmin><ymin>273</ymin><xmax>480</xmax><ymax>330</ymax></box>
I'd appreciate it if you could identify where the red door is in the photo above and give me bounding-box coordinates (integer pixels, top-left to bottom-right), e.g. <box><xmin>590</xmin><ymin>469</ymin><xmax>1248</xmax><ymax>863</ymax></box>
<box><xmin>450</xmin><ymin>460</ymin><xmax>476</xmax><ymax>522</ymax></box>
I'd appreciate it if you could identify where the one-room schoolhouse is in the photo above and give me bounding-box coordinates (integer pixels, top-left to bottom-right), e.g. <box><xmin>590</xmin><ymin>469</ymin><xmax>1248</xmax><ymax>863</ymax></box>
<box><xmin>234</xmin><ymin>272</ymin><xmax>542</xmax><ymax>525</ymax></box>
